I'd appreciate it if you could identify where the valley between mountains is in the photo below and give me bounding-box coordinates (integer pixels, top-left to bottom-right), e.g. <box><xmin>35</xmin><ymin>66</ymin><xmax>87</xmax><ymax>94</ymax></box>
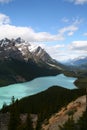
<box><xmin>0</xmin><ymin>37</ymin><xmax>87</xmax><ymax>130</ymax></box>
<box><xmin>0</xmin><ymin>37</ymin><xmax>87</xmax><ymax>88</ymax></box>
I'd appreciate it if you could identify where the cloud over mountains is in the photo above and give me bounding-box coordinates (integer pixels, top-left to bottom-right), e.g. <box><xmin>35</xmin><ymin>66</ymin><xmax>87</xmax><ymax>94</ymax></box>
<box><xmin>0</xmin><ymin>13</ymin><xmax>80</xmax><ymax>42</ymax></box>
<box><xmin>0</xmin><ymin>13</ymin><xmax>10</xmax><ymax>25</ymax></box>
<box><xmin>0</xmin><ymin>13</ymin><xmax>87</xmax><ymax>61</ymax></box>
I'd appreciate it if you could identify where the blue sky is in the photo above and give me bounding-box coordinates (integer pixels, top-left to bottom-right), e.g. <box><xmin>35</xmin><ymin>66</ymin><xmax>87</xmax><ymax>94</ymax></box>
<box><xmin>0</xmin><ymin>0</ymin><xmax>87</xmax><ymax>61</ymax></box>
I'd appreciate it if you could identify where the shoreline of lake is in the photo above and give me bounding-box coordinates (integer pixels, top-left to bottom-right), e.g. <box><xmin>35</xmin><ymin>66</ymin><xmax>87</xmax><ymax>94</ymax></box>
<box><xmin>0</xmin><ymin>74</ymin><xmax>77</xmax><ymax>109</ymax></box>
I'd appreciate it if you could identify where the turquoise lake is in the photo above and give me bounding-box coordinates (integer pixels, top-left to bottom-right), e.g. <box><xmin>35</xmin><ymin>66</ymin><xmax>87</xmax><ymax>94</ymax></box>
<box><xmin>0</xmin><ymin>74</ymin><xmax>77</xmax><ymax>109</ymax></box>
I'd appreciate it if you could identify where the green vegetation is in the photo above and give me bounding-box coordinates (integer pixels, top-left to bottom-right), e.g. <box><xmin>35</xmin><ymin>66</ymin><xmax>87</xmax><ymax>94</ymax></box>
<box><xmin>75</xmin><ymin>77</ymin><xmax>87</xmax><ymax>89</ymax></box>
<box><xmin>8</xmin><ymin>96</ymin><xmax>21</xmax><ymax>130</ymax></box>
<box><xmin>17</xmin><ymin>114</ymin><xmax>34</xmax><ymax>130</ymax></box>
<box><xmin>16</xmin><ymin>86</ymin><xmax>85</xmax><ymax>116</ymax></box>
<box><xmin>0</xmin><ymin>59</ymin><xmax>60</xmax><ymax>87</ymax></box>
<box><xmin>1</xmin><ymin>86</ymin><xmax>85</xmax><ymax>130</ymax></box>
<box><xmin>8</xmin><ymin>96</ymin><xmax>34</xmax><ymax>130</ymax></box>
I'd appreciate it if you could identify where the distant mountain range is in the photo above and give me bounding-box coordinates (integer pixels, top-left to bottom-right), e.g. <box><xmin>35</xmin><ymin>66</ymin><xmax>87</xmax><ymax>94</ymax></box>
<box><xmin>63</xmin><ymin>56</ymin><xmax>87</xmax><ymax>78</ymax></box>
<box><xmin>67</xmin><ymin>56</ymin><xmax>87</xmax><ymax>66</ymax></box>
<box><xmin>1</xmin><ymin>37</ymin><xmax>87</xmax><ymax>87</ymax></box>
<box><xmin>0</xmin><ymin>37</ymin><xmax>64</xmax><ymax>87</ymax></box>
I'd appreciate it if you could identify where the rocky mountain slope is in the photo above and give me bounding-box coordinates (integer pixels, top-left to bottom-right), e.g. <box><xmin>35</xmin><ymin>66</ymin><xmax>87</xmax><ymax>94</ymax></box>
<box><xmin>0</xmin><ymin>95</ymin><xmax>86</xmax><ymax>130</ymax></box>
<box><xmin>69</xmin><ymin>56</ymin><xmax>87</xmax><ymax>66</ymax></box>
<box><xmin>0</xmin><ymin>37</ymin><xmax>61</xmax><ymax>66</ymax></box>
<box><xmin>42</xmin><ymin>95</ymin><xmax>86</xmax><ymax>130</ymax></box>
<box><xmin>63</xmin><ymin>56</ymin><xmax>87</xmax><ymax>79</ymax></box>
<box><xmin>65</xmin><ymin>56</ymin><xmax>87</xmax><ymax>65</ymax></box>
<box><xmin>0</xmin><ymin>38</ymin><xmax>64</xmax><ymax>87</ymax></box>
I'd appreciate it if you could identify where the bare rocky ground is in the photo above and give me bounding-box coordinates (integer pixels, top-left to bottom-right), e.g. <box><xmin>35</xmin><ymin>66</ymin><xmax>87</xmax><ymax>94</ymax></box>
<box><xmin>0</xmin><ymin>112</ymin><xmax>10</xmax><ymax>130</ymax></box>
<box><xmin>0</xmin><ymin>112</ymin><xmax>37</xmax><ymax>130</ymax></box>
<box><xmin>42</xmin><ymin>95</ymin><xmax>86</xmax><ymax>130</ymax></box>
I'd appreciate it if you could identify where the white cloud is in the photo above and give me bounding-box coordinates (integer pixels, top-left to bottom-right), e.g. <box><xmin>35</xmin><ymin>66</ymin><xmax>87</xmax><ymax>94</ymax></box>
<box><xmin>69</xmin><ymin>41</ymin><xmax>87</xmax><ymax>51</ymax></box>
<box><xmin>59</xmin><ymin>40</ymin><xmax>87</xmax><ymax>61</ymax></box>
<box><xmin>83</xmin><ymin>32</ymin><xmax>87</xmax><ymax>36</ymax></box>
<box><xmin>0</xmin><ymin>0</ymin><xmax>12</xmax><ymax>3</ymax></box>
<box><xmin>59</xmin><ymin>25</ymin><xmax>78</xmax><ymax>36</ymax></box>
<box><xmin>0</xmin><ymin>13</ymin><xmax>65</xmax><ymax>41</ymax></box>
<box><xmin>0</xmin><ymin>21</ymin><xmax>86</xmax><ymax>61</ymax></box>
<box><xmin>0</xmin><ymin>13</ymin><xmax>10</xmax><ymax>25</ymax></box>
<box><xmin>0</xmin><ymin>14</ymin><xmax>81</xmax><ymax>43</ymax></box>
<box><xmin>66</xmin><ymin>0</ymin><xmax>87</xmax><ymax>5</ymax></box>
<box><xmin>44</xmin><ymin>40</ymin><xmax>87</xmax><ymax>61</ymax></box>
<box><xmin>39</xmin><ymin>43</ymin><xmax>66</xmax><ymax>61</ymax></box>
<box><xmin>0</xmin><ymin>24</ymin><xmax>65</xmax><ymax>42</ymax></box>
<box><xmin>59</xmin><ymin>18</ymin><xmax>82</xmax><ymax>37</ymax></box>
<box><xmin>62</xmin><ymin>17</ymin><xmax>69</xmax><ymax>23</ymax></box>
<box><xmin>58</xmin><ymin>17</ymin><xmax>83</xmax><ymax>36</ymax></box>
<box><xmin>0</xmin><ymin>13</ymin><xmax>84</xmax><ymax>61</ymax></box>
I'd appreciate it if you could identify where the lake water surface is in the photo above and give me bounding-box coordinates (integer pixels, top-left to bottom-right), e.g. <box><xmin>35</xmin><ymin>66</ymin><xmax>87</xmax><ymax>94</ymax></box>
<box><xmin>0</xmin><ymin>74</ymin><xmax>77</xmax><ymax>109</ymax></box>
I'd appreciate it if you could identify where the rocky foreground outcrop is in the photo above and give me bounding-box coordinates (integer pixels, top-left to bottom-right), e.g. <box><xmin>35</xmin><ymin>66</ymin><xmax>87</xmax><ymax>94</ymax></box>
<box><xmin>42</xmin><ymin>95</ymin><xmax>86</xmax><ymax>130</ymax></box>
<box><xmin>0</xmin><ymin>113</ymin><xmax>37</xmax><ymax>130</ymax></box>
<box><xmin>0</xmin><ymin>95</ymin><xmax>86</xmax><ymax>130</ymax></box>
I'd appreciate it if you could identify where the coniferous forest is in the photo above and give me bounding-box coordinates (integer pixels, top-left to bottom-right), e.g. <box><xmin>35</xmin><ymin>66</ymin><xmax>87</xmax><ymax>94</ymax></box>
<box><xmin>1</xmin><ymin>86</ymin><xmax>86</xmax><ymax>130</ymax></box>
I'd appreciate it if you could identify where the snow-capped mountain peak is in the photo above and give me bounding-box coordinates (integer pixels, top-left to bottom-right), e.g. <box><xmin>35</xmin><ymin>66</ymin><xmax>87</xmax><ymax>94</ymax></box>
<box><xmin>15</xmin><ymin>37</ymin><xmax>25</xmax><ymax>44</ymax></box>
<box><xmin>0</xmin><ymin>38</ymin><xmax>63</xmax><ymax>70</ymax></box>
<box><xmin>72</xmin><ymin>56</ymin><xmax>87</xmax><ymax>62</ymax></box>
<box><xmin>65</xmin><ymin>56</ymin><xmax>87</xmax><ymax>69</ymax></box>
<box><xmin>28</xmin><ymin>44</ymin><xmax>39</xmax><ymax>53</ymax></box>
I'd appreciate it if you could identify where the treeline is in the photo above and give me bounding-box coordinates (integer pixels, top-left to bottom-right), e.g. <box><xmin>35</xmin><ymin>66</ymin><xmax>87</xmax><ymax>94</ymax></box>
<box><xmin>8</xmin><ymin>96</ymin><xmax>34</xmax><ymax>130</ymax></box>
<box><xmin>0</xmin><ymin>58</ymin><xmax>61</xmax><ymax>87</ymax></box>
<box><xmin>1</xmin><ymin>86</ymin><xmax>86</xmax><ymax>130</ymax></box>
<box><xmin>12</xmin><ymin>86</ymin><xmax>85</xmax><ymax>116</ymax></box>
<box><xmin>2</xmin><ymin>86</ymin><xmax>85</xmax><ymax>114</ymax></box>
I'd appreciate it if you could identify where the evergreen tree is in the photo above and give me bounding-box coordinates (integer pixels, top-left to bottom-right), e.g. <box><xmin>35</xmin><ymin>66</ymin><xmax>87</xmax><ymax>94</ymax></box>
<box><xmin>17</xmin><ymin>113</ymin><xmax>33</xmax><ymax>130</ymax></box>
<box><xmin>77</xmin><ymin>109</ymin><xmax>87</xmax><ymax>130</ymax></box>
<box><xmin>8</xmin><ymin>96</ymin><xmax>21</xmax><ymax>130</ymax></box>
<box><xmin>2</xmin><ymin>102</ymin><xmax>7</xmax><ymax>113</ymax></box>
<box><xmin>36</xmin><ymin>113</ymin><xmax>43</xmax><ymax>130</ymax></box>
<box><xmin>25</xmin><ymin>113</ymin><xmax>33</xmax><ymax>130</ymax></box>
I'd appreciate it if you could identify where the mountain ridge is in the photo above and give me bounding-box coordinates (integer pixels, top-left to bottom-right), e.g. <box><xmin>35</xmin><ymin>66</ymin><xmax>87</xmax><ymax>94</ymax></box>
<box><xmin>42</xmin><ymin>95</ymin><xmax>86</xmax><ymax>130</ymax></box>
<box><xmin>65</xmin><ymin>56</ymin><xmax>87</xmax><ymax>67</ymax></box>
<box><xmin>0</xmin><ymin>37</ymin><xmax>64</xmax><ymax>87</ymax></box>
